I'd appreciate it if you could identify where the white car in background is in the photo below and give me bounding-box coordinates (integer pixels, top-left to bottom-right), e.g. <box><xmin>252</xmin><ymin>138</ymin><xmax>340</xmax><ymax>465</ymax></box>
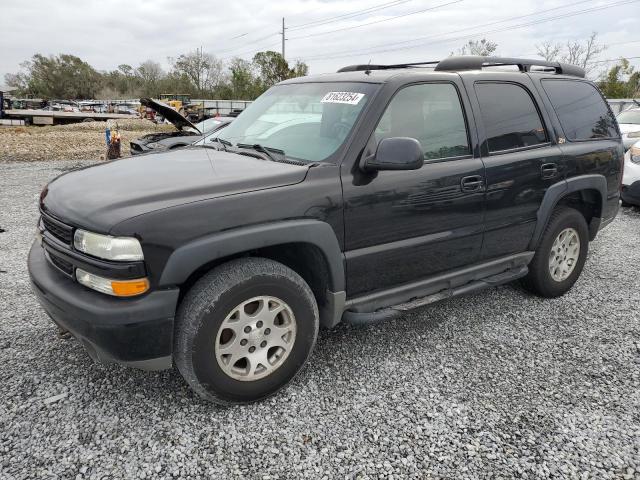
<box><xmin>616</xmin><ymin>107</ymin><xmax>640</xmax><ymax>150</ymax></box>
<box><xmin>622</xmin><ymin>139</ymin><xmax>640</xmax><ymax>206</ymax></box>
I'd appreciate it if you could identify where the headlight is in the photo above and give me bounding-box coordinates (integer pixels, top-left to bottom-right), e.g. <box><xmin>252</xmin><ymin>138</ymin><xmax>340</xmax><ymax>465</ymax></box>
<box><xmin>630</xmin><ymin>145</ymin><xmax>640</xmax><ymax>164</ymax></box>
<box><xmin>146</xmin><ymin>142</ymin><xmax>166</xmax><ymax>150</ymax></box>
<box><xmin>76</xmin><ymin>268</ymin><xmax>149</xmax><ymax>297</ymax></box>
<box><xmin>74</xmin><ymin>229</ymin><xmax>144</xmax><ymax>261</ymax></box>
<box><xmin>628</xmin><ymin>131</ymin><xmax>640</xmax><ymax>139</ymax></box>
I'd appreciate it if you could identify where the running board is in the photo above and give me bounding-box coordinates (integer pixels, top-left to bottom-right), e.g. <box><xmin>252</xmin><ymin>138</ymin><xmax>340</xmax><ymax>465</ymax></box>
<box><xmin>343</xmin><ymin>264</ymin><xmax>529</xmax><ymax>326</ymax></box>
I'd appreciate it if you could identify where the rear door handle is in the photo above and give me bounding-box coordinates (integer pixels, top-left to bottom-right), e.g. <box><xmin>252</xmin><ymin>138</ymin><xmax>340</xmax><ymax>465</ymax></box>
<box><xmin>541</xmin><ymin>163</ymin><xmax>558</xmax><ymax>179</ymax></box>
<box><xmin>460</xmin><ymin>175</ymin><xmax>484</xmax><ymax>192</ymax></box>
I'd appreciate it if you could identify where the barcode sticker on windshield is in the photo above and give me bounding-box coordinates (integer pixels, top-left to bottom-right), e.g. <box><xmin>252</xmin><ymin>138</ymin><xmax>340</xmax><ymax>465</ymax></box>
<box><xmin>321</xmin><ymin>92</ymin><xmax>365</xmax><ymax>105</ymax></box>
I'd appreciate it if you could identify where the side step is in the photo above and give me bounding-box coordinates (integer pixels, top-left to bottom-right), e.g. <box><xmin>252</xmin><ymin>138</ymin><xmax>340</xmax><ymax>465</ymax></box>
<box><xmin>343</xmin><ymin>265</ymin><xmax>528</xmax><ymax>326</ymax></box>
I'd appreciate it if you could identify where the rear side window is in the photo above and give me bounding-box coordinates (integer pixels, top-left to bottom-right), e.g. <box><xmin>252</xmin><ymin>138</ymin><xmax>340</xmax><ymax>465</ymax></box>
<box><xmin>542</xmin><ymin>79</ymin><xmax>618</xmax><ymax>140</ymax></box>
<box><xmin>475</xmin><ymin>82</ymin><xmax>547</xmax><ymax>153</ymax></box>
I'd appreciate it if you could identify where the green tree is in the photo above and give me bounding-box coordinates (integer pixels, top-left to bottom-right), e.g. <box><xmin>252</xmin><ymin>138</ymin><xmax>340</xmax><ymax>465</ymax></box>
<box><xmin>228</xmin><ymin>57</ymin><xmax>259</xmax><ymax>99</ymax></box>
<box><xmin>252</xmin><ymin>51</ymin><xmax>309</xmax><ymax>90</ymax></box>
<box><xmin>253</xmin><ymin>51</ymin><xmax>291</xmax><ymax>88</ymax></box>
<box><xmin>598</xmin><ymin>59</ymin><xmax>640</xmax><ymax>98</ymax></box>
<box><xmin>7</xmin><ymin>53</ymin><xmax>102</xmax><ymax>98</ymax></box>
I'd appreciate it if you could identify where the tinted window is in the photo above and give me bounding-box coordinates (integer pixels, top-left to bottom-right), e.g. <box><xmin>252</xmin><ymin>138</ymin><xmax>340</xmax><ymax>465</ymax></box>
<box><xmin>476</xmin><ymin>83</ymin><xmax>547</xmax><ymax>152</ymax></box>
<box><xmin>542</xmin><ymin>79</ymin><xmax>618</xmax><ymax>140</ymax></box>
<box><xmin>375</xmin><ymin>83</ymin><xmax>470</xmax><ymax>160</ymax></box>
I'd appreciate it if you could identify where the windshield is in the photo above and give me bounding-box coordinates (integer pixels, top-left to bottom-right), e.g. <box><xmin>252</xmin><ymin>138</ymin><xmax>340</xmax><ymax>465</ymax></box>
<box><xmin>195</xmin><ymin>124</ymin><xmax>230</xmax><ymax>145</ymax></box>
<box><xmin>216</xmin><ymin>82</ymin><xmax>378</xmax><ymax>162</ymax></box>
<box><xmin>617</xmin><ymin>110</ymin><xmax>640</xmax><ymax>125</ymax></box>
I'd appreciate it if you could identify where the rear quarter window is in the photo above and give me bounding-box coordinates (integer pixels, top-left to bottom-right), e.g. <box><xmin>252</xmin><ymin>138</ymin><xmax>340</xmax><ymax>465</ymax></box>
<box><xmin>541</xmin><ymin>79</ymin><xmax>618</xmax><ymax>141</ymax></box>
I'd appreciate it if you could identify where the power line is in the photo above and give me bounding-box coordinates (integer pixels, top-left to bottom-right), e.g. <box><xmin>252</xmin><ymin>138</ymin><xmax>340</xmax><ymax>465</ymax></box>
<box><xmin>288</xmin><ymin>0</ymin><xmax>464</xmax><ymax>40</ymax></box>
<box><xmin>219</xmin><ymin>42</ymin><xmax>282</xmax><ymax>61</ymax></box>
<box><xmin>287</xmin><ymin>0</ymin><xmax>416</xmax><ymax>31</ymax></box>
<box><xmin>216</xmin><ymin>32</ymin><xmax>280</xmax><ymax>56</ymax></box>
<box><xmin>303</xmin><ymin>0</ymin><xmax>639</xmax><ymax>61</ymax></box>
<box><xmin>301</xmin><ymin>0</ymin><xmax>597</xmax><ymax>60</ymax></box>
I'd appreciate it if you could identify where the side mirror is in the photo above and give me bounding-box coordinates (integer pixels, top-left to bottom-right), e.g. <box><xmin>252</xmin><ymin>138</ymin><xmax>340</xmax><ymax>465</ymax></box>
<box><xmin>362</xmin><ymin>137</ymin><xmax>424</xmax><ymax>172</ymax></box>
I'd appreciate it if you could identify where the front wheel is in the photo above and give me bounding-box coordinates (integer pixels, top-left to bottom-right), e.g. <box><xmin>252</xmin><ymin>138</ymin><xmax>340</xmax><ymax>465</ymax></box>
<box><xmin>174</xmin><ymin>258</ymin><xmax>319</xmax><ymax>404</ymax></box>
<box><xmin>521</xmin><ymin>206</ymin><xmax>589</xmax><ymax>298</ymax></box>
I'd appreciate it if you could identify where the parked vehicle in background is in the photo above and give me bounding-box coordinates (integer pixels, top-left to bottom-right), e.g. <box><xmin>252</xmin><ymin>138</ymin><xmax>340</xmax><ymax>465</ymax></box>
<box><xmin>130</xmin><ymin>98</ymin><xmax>233</xmax><ymax>154</ymax></box>
<box><xmin>29</xmin><ymin>56</ymin><xmax>623</xmax><ymax>404</ymax></box>
<box><xmin>184</xmin><ymin>99</ymin><xmax>253</xmax><ymax>122</ymax></box>
<box><xmin>159</xmin><ymin>93</ymin><xmax>190</xmax><ymax>114</ymax></box>
<box><xmin>616</xmin><ymin>108</ymin><xmax>640</xmax><ymax>150</ymax></box>
<box><xmin>622</xmin><ymin>139</ymin><xmax>640</xmax><ymax>206</ymax></box>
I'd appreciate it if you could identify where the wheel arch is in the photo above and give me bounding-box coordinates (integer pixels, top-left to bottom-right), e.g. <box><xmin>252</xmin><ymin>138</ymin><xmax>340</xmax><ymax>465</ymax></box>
<box><xmin>159</xmin><ymin>220</ymin><xmax>346</xmax><ymax>328</ymax></box>
<box><xmin>529</xmin><ymin>174</ymin><xmax>607</xmax><ymax>250</ymax></box>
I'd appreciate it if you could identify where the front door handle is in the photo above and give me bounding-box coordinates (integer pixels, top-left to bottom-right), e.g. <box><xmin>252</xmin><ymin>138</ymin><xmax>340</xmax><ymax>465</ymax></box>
<box><xmin>461</xmin><ymin>175</ymin><xmax>484</xmax><ymax>192</ymax></box>
<box><xmin>541</xmin><ymin>163</ymin><xmax>558</xmax><ymax>179</ymax></box>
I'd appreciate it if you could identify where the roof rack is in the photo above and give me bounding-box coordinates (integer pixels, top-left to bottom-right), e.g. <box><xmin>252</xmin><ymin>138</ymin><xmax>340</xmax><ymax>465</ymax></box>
<box><xmin>337</xmin><ymin>56</ymin><xmax>585</xmax><ymax>78</ymax></box>
<box><xmin>337</xmin><ymin>61</ymin><xmax>439</xmax><ymax>72</ymax></box>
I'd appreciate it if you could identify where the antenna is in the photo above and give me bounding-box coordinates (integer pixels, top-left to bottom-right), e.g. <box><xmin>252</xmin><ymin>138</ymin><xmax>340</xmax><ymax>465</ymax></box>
<box><xmin>365</xmin><ymin>59</ymin><xmax>372</xmax><ymax>75</ymax></box>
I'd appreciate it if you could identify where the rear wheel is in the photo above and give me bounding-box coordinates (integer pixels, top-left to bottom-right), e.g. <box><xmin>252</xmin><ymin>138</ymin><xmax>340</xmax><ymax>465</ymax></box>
<box><xmin>521</xmin><ymin>206</ymin><xmax>589</xmax><ymax>298</ymax></box>
<box><xmin>174</xmin><ymin>258</ymin><xmax>319</xmax><ymax>404</ymax></box>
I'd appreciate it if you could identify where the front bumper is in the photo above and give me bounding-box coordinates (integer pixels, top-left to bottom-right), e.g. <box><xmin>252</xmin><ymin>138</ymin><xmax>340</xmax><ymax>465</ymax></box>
<box><xmin>623</xmin><ymin>135</ymin><xmax>640</xmax><ymax>151</ymax></box>
<box><xmin>28</xmin><ymin>242</ymin><xmax>179</xmax><ymax>370</ymax></box>
<box><xmin>622</xmin><ymin>180</ymin><xmax>640</xmax><ymax>206</ymax></box>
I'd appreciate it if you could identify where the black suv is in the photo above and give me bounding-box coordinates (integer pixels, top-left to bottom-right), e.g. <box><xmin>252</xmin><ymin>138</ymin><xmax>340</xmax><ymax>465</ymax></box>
<box><xmin>29</xmin><ymin>56</ymin><xmax>623</xmax><ymax>404</ymax></box>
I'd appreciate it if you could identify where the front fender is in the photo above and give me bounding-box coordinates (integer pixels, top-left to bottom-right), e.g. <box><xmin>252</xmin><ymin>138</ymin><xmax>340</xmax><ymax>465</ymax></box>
<box><xmin>158</xmin><ymin>219</ymin><xmax>346</xmax><ymax>293</ymax></box>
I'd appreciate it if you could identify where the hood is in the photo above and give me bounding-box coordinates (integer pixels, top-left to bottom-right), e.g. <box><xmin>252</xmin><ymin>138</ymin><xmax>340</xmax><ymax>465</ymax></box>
<box><xmin>41</xmin><ymin>148</ymin><xmax>309</xmax><ymax>232</ymax></box>
<box><xmin>132</xmin><ymin>130</ymin><xmax>199</xmax><ymax>146</ymax></box>
<box><xmin>141</xmin><ymin>97</ymin><xmax>200</xmax><ymax>133</ymax></box>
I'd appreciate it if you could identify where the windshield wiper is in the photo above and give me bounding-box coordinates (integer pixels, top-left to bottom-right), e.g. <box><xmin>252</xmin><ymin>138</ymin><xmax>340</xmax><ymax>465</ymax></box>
<box><xmin>236</xmin><ymin>143</ymin><xmax>285</xmax><ymax>162</ymax></box>
<box><xmin>208</xmin><ymin>137</ymin><xmax>233</xmax><ymax>152</ymax></box>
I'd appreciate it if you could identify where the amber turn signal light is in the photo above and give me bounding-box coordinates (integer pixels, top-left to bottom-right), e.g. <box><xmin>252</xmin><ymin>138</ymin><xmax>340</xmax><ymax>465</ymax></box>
<box><xmin>111</xmin><ymin>278</ymin><xmax>150</xmax><ymax>297</ymax></box>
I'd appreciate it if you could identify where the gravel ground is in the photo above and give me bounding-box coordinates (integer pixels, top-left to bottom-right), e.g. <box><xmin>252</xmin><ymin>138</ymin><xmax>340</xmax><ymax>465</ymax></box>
<box><xmin>0</xmin><ymin>120</ymin><xmax>174</xmax><ymax>162</ymax></box>
<box><xmin>1</xmin><ymin>159</ymin><xmax>639</xmax><ymax>479</ymax></box>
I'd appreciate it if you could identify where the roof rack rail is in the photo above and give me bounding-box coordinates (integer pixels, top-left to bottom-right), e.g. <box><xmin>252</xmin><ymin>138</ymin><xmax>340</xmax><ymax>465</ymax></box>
<box><xmin>337</xmin><ymin>56</ymin><xmax>585</xmax><ymax>78</ymax></box>
<box><xmin>337</xmin><ymin>61</ymin><xmax>439</xmax><ymax>73</ymax></box>
<box><xmin>434</xmin><ymin>56</ymin><xmax>585</xmax><ymax>78</ymax></box>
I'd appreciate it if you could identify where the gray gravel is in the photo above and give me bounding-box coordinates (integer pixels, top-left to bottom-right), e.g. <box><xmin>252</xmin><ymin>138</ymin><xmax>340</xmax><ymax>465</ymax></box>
<box><xmin>1</xmin><ymin>159</ymin><xmax>639</xmax><ymax>479</ymax></box>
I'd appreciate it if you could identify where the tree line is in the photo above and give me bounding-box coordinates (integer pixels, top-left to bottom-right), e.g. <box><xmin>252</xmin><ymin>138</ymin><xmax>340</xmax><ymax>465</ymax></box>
<box><xmin>454</xmin><ymin>35</ymin><xmax>639</xmax><ymax>99</ymax></box>
<box><xmin>4</xmin><ymin>34</ymin><xmax>639</xmax><ymax>101</ymax></box>
<box><xmin>4</xmin><ymin>50</ymin><xmax>309</xmax><ymax>100</ymax></box>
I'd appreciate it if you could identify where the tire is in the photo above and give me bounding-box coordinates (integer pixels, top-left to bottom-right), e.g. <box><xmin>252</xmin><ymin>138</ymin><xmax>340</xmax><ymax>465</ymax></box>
<box><xmin>174</xmin><ymin>257</ymin><xmax>319</xmax><ymax>405</ymax></box>
<box><xmin>521</xmin><ymin>206</ymin><xmax>589</xmax><ymax>298</ymax></box>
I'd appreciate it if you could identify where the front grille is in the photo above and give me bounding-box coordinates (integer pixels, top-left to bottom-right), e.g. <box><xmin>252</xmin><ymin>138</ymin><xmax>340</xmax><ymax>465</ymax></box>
<box><xmin>130</xmin><ymin>142</ymin><xmax>143</xmax><ymax>151</ymax></box>
<box><xmin>42</xmin><ymin>213</ymin><xmax>73</xmax><ymax>245</ymax></box>
<box><xmin>45</xmin><ymin>251</ymin><xmax>74</xmax><ymax>277</ymax></box>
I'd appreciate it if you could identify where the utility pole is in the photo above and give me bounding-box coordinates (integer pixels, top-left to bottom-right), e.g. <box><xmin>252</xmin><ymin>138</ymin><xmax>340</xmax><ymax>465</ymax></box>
<box><xmin>281</xmin><ymin>17</ymin><xmax>286</xmax><ymax>60</ymax></box>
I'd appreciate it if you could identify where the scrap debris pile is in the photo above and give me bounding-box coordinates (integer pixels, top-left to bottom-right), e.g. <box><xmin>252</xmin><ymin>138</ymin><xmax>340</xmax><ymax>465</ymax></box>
<box><xmin>0</xmin><ymin>119</ymin><xmax>174</xmax><ymax>162</ymax></box>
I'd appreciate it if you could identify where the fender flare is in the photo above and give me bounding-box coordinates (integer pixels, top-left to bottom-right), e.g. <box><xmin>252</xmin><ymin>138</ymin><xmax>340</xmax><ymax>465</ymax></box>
<box><xmin>158</xmin><ymin>219</ymin><xmax>346</xmax><ymax>293</ymax></box>
<box><xmin>529</xmin><ymin>174</ymin><xmax>607</xmax><ymax>249</ymax></box>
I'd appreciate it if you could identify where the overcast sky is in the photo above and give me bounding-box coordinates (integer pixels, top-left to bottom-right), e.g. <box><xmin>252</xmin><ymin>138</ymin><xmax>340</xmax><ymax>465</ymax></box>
<box><xmin>2</xmin><ymin>0</ymin><xmax>639</xmax><ymax>82</ymax></box>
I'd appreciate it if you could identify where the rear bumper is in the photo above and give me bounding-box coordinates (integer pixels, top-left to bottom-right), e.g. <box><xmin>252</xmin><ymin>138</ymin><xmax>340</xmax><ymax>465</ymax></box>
<box><xmin>28</xmin><ymin>242</ymin><xmax>179</xmax><ymax>370</ymax></box>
